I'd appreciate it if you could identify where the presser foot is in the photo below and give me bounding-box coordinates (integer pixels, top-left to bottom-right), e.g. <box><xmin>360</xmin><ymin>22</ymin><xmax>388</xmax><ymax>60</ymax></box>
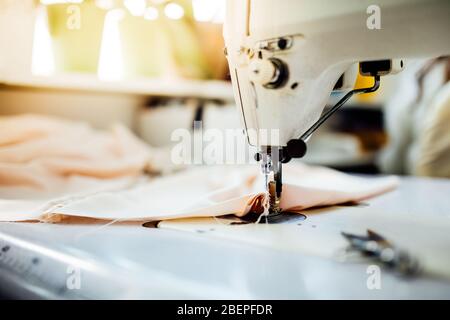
<box><xmin>262</xmin><ymin>209</ymin><xmax>283</xmax><ymax>224</ymax></box>
<box><xmin>260</xmin><ymin>210</ymin><xmax>305</xmax><ymax>224</ymax></box>
<box><xmin>236</xmin><ymin>210</ymin><xmax>306</xmax><ymax>224</ymax></box>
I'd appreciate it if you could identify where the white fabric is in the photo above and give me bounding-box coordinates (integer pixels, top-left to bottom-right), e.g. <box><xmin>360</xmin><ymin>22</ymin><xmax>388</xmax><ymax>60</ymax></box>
<box><xmin>0</xmin><ymin>114</ymin><xmax>399</xmax><ymax>223</ymax></box>
<box><xmin>0</xmin><ymin>164</ymin><xmax>398</xmax><ymax>222</ymax></box>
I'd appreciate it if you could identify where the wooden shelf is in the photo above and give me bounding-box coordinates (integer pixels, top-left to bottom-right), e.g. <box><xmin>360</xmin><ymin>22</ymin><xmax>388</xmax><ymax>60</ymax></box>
<box><xmin>0</xmin><ymin>73</ymin><xmax>235</xmax><ymax>101</ymax></box>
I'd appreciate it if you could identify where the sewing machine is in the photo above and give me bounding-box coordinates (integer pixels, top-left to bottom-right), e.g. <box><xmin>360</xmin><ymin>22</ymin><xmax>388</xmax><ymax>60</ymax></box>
<box><xmin>2</xmin><ymin>0</ymin><xmax>450</xmax><ymax>300</ymax></box>
<box><xmin>223</xmin><ymin>0</ymin><xmax>450</xmax><ymax>219</ymax></box>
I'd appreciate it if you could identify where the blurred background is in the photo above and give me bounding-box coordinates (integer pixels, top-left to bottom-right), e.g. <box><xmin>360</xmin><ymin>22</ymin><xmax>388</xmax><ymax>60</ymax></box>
<box><xmin>0</xmin><ymin>0</ymin><xmax>449</xmax><ymax>177</ymax></box>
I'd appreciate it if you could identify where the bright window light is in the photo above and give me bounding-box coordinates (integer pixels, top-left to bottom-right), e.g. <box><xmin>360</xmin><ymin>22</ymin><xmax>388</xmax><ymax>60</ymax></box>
<box><xmin>192</xmin><ymin>0</ymin><xmax>225</xmax><ymax>23</ymax></box>
<box><xmin>98</xmin><ymin>9</ymin><xmax>124</xmax><ymax>81</ymax></box>
<box><xmin>144</xmin><ymin>7</ymin><xmax>159</xmax><ymax>21</ymax></box>
<box><xmin>164</xmin><ymin>3</ymin><xmax>184</xmax><ymax>20</ymax></box>
<box><xmin>40</xmin><ymin>0</ymin><xmax>83</xmax><ymax>4</ymax></box>
<box><xmin>32</xmin><ymin>5</ymin><xmax>55</xmax><ymax>76</ymax></box>
<box><xmin>95</xmin><ymin>0</ymin><xmax>115</xmax><ymax>10</ymax></box>
<box><xmin>124</xmin><ymin>0</ymin><xmax>146</xmax><ymax>16</ymax></box>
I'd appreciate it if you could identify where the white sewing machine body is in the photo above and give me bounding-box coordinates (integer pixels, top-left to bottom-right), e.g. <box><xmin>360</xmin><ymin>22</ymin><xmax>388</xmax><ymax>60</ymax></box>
<box><xmin>224</xmin><ymin>0</ymin><xmax>450</xmax><ymax>147</ymax></box>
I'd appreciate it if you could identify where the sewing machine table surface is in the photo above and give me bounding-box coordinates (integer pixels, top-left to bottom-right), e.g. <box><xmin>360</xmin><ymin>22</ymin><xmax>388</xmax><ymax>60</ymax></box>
<box><xmin>1</xmin><ymin>175</ymin><xmax>449</xmax><ymax>299</ymax></box>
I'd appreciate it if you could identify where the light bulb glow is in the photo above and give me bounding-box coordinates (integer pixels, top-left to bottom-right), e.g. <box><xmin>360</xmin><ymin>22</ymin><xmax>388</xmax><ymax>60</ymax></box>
<box><xmin>32</xmin><ymin>5</ymin><xmax>55</xmax><ymax>76</ymax></box>
<box><xmin>144</xmin><ymin>7</ymin><xmax>159</xmax><ymax>21</ymax></box>
<box><xmin>40</xmin><ymin>0</ymin><xmax>83</xmax><ymax>5</ymax></box>
<box><xmin>192</xmin><ymin>0</ymin><xmax>225</xmax><ymax>23</ymax></box>
<box><xmin>164</xmin><ymin>3</ymin><xmax>184</xmax><ymax>20</ymax></box>
<box><xmin>124</xmin><ymin>0</ymin><xmax>146</xmax><ymax>16</ymax></box>
<box><xmin>98</xmin><ymin>9</ymin><xmax>124</xmax><ymax>81</ymax></box>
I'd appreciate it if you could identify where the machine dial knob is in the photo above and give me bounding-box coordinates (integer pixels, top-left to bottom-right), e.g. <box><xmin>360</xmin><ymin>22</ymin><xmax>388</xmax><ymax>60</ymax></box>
<box><xmin>248</xmin><ymin>59</ymin><xmax>277</xmax><ymax>85</ymax></box>
<box><xmin>248</xmin><ymin>58</ymin><xmax>288</xmax><ymax>89</ymax></box>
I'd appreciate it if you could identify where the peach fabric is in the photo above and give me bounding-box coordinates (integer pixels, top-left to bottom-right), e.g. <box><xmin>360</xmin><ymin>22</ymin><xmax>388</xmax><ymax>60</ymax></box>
<box><xmin>1</xmin><ymin>164</ymin><xmax>398</xmax><ymax>222</ymax></box>
<box><xmin>0</xmin><ymin>114</ymin><xmax>150</xmax><ymax>190</ymax></box>
<box><xmin>0</xmin><ymin>115</ymin><xmax>399</xmax><ymax>222</ymax></box>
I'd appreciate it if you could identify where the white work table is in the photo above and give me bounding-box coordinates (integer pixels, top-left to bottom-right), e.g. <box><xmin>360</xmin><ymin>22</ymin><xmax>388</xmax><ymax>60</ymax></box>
<box><xmin>0</xmin><ymin>175</ymin><xmax>449</xmax><ymax>299</ymax></box>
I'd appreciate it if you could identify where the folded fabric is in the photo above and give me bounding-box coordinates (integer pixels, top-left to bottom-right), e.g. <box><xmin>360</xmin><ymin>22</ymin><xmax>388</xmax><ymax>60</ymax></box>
<box><xmin>0</xmin><ymin>114</ymin><xmax>399</xmax><ymax>222</ymax></box>
<box><xmin>0</xmin><ymin>114</ymin><xmax>150</xmax><ymax>190</ymax></box>
<box><xmin>0</xmin><ymin>114</ymin><xmax>185</xmax><ymax>221</ymax></box>
<box><xmin>0</xmin><ymin>163</ymin><xmax>398</xmax><ymax>222</ymax></box>
<box><xmin>0</xmin><ymin>113</ymin><xmax>183</xmax><ymax>195</ymax></box>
